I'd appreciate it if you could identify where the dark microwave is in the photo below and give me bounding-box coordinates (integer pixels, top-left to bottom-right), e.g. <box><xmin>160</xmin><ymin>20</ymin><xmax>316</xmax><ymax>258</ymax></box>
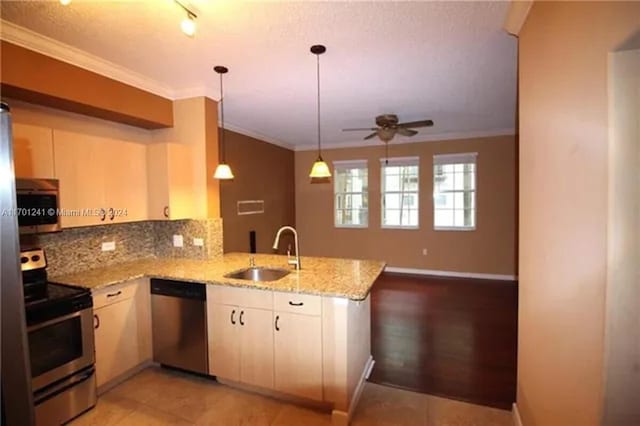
<box><xmin>15</xmin><ymin>178</ymin><xmax>61</xmax><ymax>234</ymax></box>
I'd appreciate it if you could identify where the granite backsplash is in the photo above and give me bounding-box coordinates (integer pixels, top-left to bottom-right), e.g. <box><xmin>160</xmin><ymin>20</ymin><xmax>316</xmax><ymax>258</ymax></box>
<box><xmin>21</xmin><ymin>218</ymin><xmax>223</xmax><ymax>276</ymax></box>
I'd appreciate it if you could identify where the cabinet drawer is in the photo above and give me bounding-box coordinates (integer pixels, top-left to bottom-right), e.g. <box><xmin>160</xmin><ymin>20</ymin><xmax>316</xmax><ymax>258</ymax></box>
<box><xmin>208</xmin><ymin>285</ymin><xmax>273</xmax><ymax>310</ymax></box>
<box><xmin>274</xmin><ymin>292</ymin><xmax>321</xmax><ymax>316</ymax></box>
<box><xmin>93</xmin><ymin>282</ymin><xmax>137</xmax><ymax>309</ymax></box>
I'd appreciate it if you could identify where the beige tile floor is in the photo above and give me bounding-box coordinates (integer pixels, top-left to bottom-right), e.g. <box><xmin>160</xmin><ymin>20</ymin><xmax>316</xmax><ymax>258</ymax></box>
<box><xmin>70</xmin><ymin>367</ymin><xmax>513</xmax><ymax>426</ymax></box>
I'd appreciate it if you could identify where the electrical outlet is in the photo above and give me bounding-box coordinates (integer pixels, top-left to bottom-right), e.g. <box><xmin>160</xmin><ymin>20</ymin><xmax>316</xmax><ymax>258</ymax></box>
<box><xmin>422</xmin><ymin>248</ymin><xmax>428</xmax><ymax>256</ymax></box>
<box><xmin>193</xmin><ymin>238</ymin><xmax>204</xmax><ymax>247</ymax></box>
<box><xmin>101</xmin><ymin>241</ymin><xmax>116</xmax><ymax>252</ymax></box>
<box><xmin>173</xmin><ymin>235</ymin><xmax>184</xmax><ymax>248</ymax></box>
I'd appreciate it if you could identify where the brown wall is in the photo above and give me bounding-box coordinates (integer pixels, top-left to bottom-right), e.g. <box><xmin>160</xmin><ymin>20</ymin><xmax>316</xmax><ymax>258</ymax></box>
<box><xmin>220</xmin><ymin>130</ymin><xmax>295</xmax><ymax>254</ymax></box>
<box><xmin>295</xmin><ymin>135</ymin><xmax>517</xmax><ymax>275</ymax></box>
<box><xmin>517</xmin><ymin>2</ymin><xmax>640</xmax><ymax>426</ymax></box>
<box><xmin>0</xmin><ymin>41</ymin><xmax>173</xmax><ymax>129</ymax></box>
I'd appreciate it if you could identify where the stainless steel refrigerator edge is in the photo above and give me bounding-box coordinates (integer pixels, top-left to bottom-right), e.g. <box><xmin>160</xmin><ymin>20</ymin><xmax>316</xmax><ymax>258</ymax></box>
<box><xmin>1</xmin><ymin>102</ymin><xmax>36</xmax><ymax>425</ymax></box>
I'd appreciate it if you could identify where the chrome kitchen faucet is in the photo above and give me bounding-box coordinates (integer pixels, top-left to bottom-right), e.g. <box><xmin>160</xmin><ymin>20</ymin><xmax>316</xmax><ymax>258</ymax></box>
<box><xmin>272</xmin><ymin>226</ymin><xmax>301</xmax><ymax>270</ymax></box>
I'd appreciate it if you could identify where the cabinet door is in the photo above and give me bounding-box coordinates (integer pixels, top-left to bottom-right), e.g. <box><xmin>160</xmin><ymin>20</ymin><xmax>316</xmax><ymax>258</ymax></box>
<box><xmin>53</xmin><ymin>130</ymin><xmax>107</xmax><ymax>228</ymax></box>
<box><xmin>274</xmin><ymin>312</ymin><xmax>323</xmax><ymax>401</ymax></box>
<box><xmin>146</xmin><ymin>143</ymin><xmax>195</xmax><ymax>220</ymax></box>
<box><xmin>94</xmin><ymin>298</ymin><xmax>140</xmax><ymax>388</ymax></box>
<box><xmin>12</xmin><ymin>123</ymin><xmax>55</xmax><ymax>178</ymax></box>
<box><xmin>208</xmin><ymin>303</ymin><xmax>240</xmax><ymax>381</ymax></box>
<box><xmin>104</xmin><ymin>140</ymin><xmax>147</xmax><ymax>223</ymax></box>
<box><xmin>239</xmin><ymin>308</ymin><xmax>274</xmax><ymax>389</ymax></box>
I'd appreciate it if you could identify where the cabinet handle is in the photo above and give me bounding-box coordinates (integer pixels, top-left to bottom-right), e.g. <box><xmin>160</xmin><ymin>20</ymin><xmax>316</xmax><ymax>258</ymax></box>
<box><xmin>230</xmin><ymin>309</ymin><xmax>236</xmax><ymax>325</ymax></box>
<box><xmin>94</xmin><ymin>314</ymin><xmax>100</xmax><ymax>329</ymax></box>
<box><xmin>288</xmin><ymin>301</ymin><xmax>304</xmax><ymax>307</ymax></box>
<box><xmin>108</xmin><ymin>207</ymin><xmax>115</xmax><ymax>221</ymax></box>
<box><xmin>107</xmin><ymin>290</ymin><xmax>122</xmax><ymax>298</ymax></box>
<box><xmin>239</xmin><ymin>310</ymin><xmax>245</xmax><ymax>326</ymax></box>
<box><xmin>99</xmin><ymin>208</ymin><xmax>106</xmax><ymax>221</ymax></box>
<box><xmin>275</xmin><ymin>315</ymin><xmax>280</xmax><ymax>331</ymax></box>
<box><xmin>163</xmin><ymin>206</ymin><xmax>169</xmax><ymax>218</ymax></box>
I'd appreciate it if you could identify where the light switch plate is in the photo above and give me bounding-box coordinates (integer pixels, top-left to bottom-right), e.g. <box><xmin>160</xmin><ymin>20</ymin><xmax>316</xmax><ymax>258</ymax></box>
<box><xmin>173</xmin><ymin>235</ymin><xmax>184</xmax><ymax>248</ymax></box>
<box><xmin>101</xmin><ymin>241</ymin><xmax>116</xmax><ymax>252</ymax></box>
<box><xmin>193</xmin><ymin>238</ymin><xmax>204</xmax><ymax>247</ymax></box>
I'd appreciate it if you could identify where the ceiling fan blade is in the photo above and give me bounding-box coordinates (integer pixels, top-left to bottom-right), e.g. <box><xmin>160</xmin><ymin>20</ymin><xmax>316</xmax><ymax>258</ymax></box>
<box><xmin>364</xmin><ymin>132</ymin><xmax>379</xmax><ymax>140</ymax></box>
<box><xmin>342</xmin><ymin>127</ymin><xmax>378</xmax><ymax>132</ymax></box>
<box><xmin>396</xmin><ymin>128</ymin><xmax>418</xmax><ymax>137</ymax></box>
<box><xmin>397</xmin><ymin>119</ymin><xmax>434</xmax><ymax>128</ymax></box>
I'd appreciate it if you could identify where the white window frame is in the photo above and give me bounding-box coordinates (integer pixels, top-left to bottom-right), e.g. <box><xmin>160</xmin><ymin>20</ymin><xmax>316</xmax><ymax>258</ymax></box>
<box><xmin>333</xmin><ymin>160</ymin><xmax>369</xmax><ymax>228</ymax></box>
<box><xmin>433</xmin><ymin>152</ymin><xmax>477</xmax><ymax>231</ymax></box>
<box><xmin>380</xmin><ymin>156</ymin><xmax>420</xmax><ymax>230</ymax></box>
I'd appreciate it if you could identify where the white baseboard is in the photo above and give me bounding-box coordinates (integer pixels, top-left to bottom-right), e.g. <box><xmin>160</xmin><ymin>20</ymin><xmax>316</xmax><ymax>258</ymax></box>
<box><xmin>384</xmin><ymin>266</ymin><xmax>517</xmax><ymax>281</ymax></box>
<box><xmin>512</xmin><ymin>403</ymin><xmax>523</xmax><ymax>426</ymax></box>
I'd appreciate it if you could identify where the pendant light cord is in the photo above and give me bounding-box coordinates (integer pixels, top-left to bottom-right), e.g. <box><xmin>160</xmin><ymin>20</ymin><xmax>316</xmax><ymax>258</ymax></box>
<box><xmin>219</xmin><ymin>72</ymin><xmax>226</xmax><ymax>163</ymax></box>
<box><xmin>316</xmin><ymin>52</ymin><xmax>322</xmax><ymax>160</ymax></box>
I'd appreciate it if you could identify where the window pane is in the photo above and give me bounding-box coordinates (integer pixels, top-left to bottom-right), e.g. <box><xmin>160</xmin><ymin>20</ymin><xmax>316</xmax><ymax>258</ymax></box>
<box><xmin>432</xmin><ymin>156</ymin><xmax>476</xmax><ymax>230</ymax></box>
<box><xmin>383</xmin><ymin>193</ymin><xmax>401</xmax><ymax>209</ymax></box>
<box><xmin>434</xmin><ymin>209</ymin><xmax>453</xmax><ymax>227</ymax></box>
<box><xmin>334</xmin><ymin>165</ymin><xmax>369</xmax><ymax>227</ymax></box>
<box><xmin>454</xmin><ymin>192</ymin><xmax>465</xmax><ymax>209</ymax></box>
<box><xmin>385</xmin><ymin>174</ymin><xmax>400</xmax><ymax>191</ymax></box>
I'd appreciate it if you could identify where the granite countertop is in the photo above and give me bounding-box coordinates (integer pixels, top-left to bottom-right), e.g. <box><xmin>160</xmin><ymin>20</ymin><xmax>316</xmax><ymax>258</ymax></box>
<box><xmin>50</xmin><ymin>253</ymin><xmax>386</xmax><ymax>301</ymax></box>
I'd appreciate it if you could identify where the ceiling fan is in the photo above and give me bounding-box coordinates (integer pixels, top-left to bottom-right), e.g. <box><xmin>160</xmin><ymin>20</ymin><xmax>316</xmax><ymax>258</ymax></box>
<box><xmin>342</xmin><ymin>114</ymin><xmax>434</xmax><ymax>143</ymax></box>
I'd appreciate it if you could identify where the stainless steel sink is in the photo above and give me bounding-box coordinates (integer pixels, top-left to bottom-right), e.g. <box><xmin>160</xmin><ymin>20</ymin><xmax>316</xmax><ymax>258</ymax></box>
<box><xmin>224</xmin><ymin>267</ymin><xmax>290</xmax><ymax>282</ymax></box>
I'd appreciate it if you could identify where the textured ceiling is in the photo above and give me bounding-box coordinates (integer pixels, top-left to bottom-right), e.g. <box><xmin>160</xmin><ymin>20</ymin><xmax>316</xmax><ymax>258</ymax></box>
<box><xmin>0</xmin><ymin>1</ymin><xmax>517</xmax><ymax>149</ymax></box>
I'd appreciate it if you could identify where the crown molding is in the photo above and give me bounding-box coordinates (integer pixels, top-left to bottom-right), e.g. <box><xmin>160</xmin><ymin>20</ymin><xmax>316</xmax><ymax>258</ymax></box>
<box><xmin>504</xmin><ymin>0</ymin><xmax>533</xmax><ymax>36</ymax></box>
<box><xmin>223</xmin><ymin>121</ymin><xmax>295</xmax><ymax>151</ymax></box>
<box><xmin>0</xmin><ymin>19</ymin><xmax>177</xmax><ymax>99</ymax></box>
<box><xmin>293</xmin><ymin>128</ymin><xmax>516</xmax><ymax>151</ymax></box>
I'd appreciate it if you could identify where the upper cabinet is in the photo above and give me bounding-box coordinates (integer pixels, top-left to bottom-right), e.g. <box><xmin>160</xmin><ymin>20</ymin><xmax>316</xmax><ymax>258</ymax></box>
<box><xmin>53</xmin><ymin>130</ymin><xmax>148</xmax><ymax>227</ymax></box>
<box><xmin>12</xmin><ymin>123</ymin><xmax>55</xmax><ymax>179</ymax></box>
<box><xmin>147</xmin><ymin>142</ymin><xmax>197</xmax><ymax>220</ymax></box>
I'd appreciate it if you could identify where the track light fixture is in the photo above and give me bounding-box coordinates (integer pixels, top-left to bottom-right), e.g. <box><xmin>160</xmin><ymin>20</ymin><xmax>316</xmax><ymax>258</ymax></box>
<box><xmin>174</xmin><ymin>1</ymin><xmax>197</xmax><ymax>37</ymax></box>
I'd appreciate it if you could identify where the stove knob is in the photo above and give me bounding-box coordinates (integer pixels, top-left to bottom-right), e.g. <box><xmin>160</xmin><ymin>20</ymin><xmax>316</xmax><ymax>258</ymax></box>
<box><xmin>20</xmin><ymin>256</ymin><xmax>29</xmax><ymax>264</ymax></box>
<box><xmin>31</xmin><ymin>255</ymin><xmax>41</xmax><ymax>262</ymax></box>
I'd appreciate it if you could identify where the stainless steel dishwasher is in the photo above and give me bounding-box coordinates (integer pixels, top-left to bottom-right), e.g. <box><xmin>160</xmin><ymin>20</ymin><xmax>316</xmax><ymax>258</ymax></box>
<box><xmin>150</xmin><ymin>279</ymin><xmax>208</xmax><ymax>374</ymax></box>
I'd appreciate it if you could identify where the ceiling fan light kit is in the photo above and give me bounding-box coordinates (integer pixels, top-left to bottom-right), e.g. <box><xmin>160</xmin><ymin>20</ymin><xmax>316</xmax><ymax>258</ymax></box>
<box><xmin>213</xmin><ymin>65</ymin><xmax>234</xmax><ymax>180</ymax></box>
<box><xmin>309</xmin><ymin>44</ymin><xmax>332</xmax><ymax>184</ymax></box>
<box><xmin>342</xmin><ymin>114</ymin><xmax>434</xmax><ymax>144</ymax></box>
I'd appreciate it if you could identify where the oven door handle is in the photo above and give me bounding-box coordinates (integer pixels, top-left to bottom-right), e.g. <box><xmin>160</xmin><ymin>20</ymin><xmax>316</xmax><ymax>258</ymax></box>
<box><xmin>27</xmin><ymin>309</ymin><xmax>85</xmax><ymax>332</ymax></box>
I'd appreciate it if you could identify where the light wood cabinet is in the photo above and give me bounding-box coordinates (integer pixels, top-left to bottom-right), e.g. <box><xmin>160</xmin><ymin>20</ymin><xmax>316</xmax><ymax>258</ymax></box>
<box><xmin>93</xmin><ymin>279</ymin><xmax>151</xmax><ymax>391</ymax></box>
<box><xmin>53</xmin><ymin>130</ymin><xmax>107</xmax><ymax>228</ymax></box>
<box><xmin>147</xmin><ymin>142</ymin><xmax>196</xmax><ymax>220</ymax></box>
<box><xmin>53</xmin><ymin>130</ymin><xmax>148</xmax><ymax>227</ymax></box>
<box><xmin>206</xmin><ymin>286</ymin><xmax>275</xmax><ymax>390</ymax></box>
<box><xmin>104</xmin><ymin>140</ymin><xmax>148</xmax><ymax>223</ymax></box>
<box><xmin>274</xmin><ymin>311</ymin><xmax>323</xmax><ymax>401</ymax></box>
<box><xmin>94</xmin><ymin>293</ymin><xmax>139</xmax><ymax>388</ymax></box>
<box><xmin>239</xmin><ymin>308</ymin><xmax>274</xmax><ymax>389</ymax></box>
<box><xmin>12</xmin><ymin>123</ymin><xmax>55</xmax><ymax>179</ymax></box>
<box><xmin>208</xmin><ymin>303</ymin><xmax>241</xmax><ymax>381</ymax></box>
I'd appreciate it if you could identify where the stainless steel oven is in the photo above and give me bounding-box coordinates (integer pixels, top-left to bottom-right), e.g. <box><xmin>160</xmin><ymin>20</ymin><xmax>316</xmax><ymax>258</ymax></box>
<box><xmin>28</xmin><ymin>306</ymin><xmax>95</xmax><ymax>392</ymax></box>
<box><xmin>16</xmin><ymin>178</ymin><xmax>61</xmax><ymax>234</ymax></box>
<box><xmin>22</xmin><ymin>248</ymin><xmax>97</xmax><ymax>425</ymax></box>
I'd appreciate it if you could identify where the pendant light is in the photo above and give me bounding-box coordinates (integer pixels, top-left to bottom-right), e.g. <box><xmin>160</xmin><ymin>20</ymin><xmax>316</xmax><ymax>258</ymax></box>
<box><xmin>213</xmin><ymin>65</ymin><xmax>234</xmax><ymax>180</ymax></box>
<box><xmin>309</xmin><ymin>44</ymin><xmax>331</xmax><ymax>184</ymax></box>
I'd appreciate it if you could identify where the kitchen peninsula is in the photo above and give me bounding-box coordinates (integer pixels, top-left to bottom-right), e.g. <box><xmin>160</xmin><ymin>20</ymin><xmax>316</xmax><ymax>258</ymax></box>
<box><xmin>53</xmin><ymin>253</ymin><xmax>385</xmax><ymax>426</ymax></box>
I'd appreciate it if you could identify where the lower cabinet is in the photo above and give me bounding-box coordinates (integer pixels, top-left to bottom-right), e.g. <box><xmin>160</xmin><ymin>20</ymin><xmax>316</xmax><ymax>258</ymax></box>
<box><xmin>274</xmin><ymin>312</ymin><xmax>323</xmax><ymax>401</ymax></box>
<box><xmin>93</xmin><ymin>279</ymin><xmax>151</xmax><ymax>390</ymax></box>
<box><xmin>208</xmin><ymin>303</ymin><xmax>274</xmax><ymax>390</ymax></box>
<box><xmin>207</xmin><ymin>286</ymin><xmax>325</xmax><ymax>402</ymax></box>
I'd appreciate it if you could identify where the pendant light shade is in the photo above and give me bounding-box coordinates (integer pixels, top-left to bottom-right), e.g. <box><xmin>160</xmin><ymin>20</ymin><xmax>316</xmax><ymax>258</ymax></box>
<box><xmin>214</xmin><ymin>65</ymin><xmax>234</xmax><ymax>180</ymax></box>
<box><xmin>309</xmin><ymin>44</ymin><xmax>331</xmax><ymax>183</ymax></box>
<box><xmin>213</xmin><ymin>163</ymin><xmax>234</xmax><ymax>179</ymax></box>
